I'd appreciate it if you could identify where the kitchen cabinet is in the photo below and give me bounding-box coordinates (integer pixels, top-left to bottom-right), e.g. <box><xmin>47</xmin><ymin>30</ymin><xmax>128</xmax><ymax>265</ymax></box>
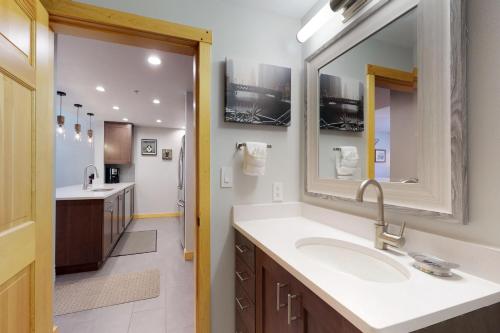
<box><xmin>124</xmin><ymin>186</ymin><xmax>134</xmax><ymax>227</ymax></box>
<box><xmin>56</xmin><ymin>184</ymin><xmax>134</xmax><ymax>274</ymax></box>
<box><xmin>104</xmin><ymin>121</ymin><xmax>133</xmax><ymax>164</ymax></box>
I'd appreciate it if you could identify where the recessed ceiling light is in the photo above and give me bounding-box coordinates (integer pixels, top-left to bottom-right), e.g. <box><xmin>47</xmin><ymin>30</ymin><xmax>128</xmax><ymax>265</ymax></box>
<box><xmin>156</xmin><ymin>119</ymin><xmax>162</xmax><ymax>123</ymax></box>
<box><xmin>122</xmin><ymin>118</ymin><xmax>128</xmax><ymax>121</ymax></box>
<box><xmin>153</xmin><ymin>99</ymin><xmax>160</xmax><ymax>104</ymax></box>
<box><xmin>96</xmin><ymin>86</ymin><xmax>105</xmax><ymax>92</ymax></box>
<box><xmin>148</xmin><ymin>55</ymin><xmax>162</xmax><ymax>65</ymax></box>
<box><xmin>112</xmin><ymin>106</ymin><xmax>120</xmax><ymax>110</ymax></box>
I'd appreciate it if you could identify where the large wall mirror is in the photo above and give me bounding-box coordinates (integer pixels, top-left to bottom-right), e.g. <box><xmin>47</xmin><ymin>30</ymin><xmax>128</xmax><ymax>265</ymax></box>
<box><xmin>305</xmin><ymin>0</ymin><xmax>467</xmax><ymax>223</ymax></box>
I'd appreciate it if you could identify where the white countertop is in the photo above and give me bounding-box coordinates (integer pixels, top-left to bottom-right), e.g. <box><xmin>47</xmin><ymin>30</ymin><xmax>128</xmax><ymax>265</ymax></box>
<box><xmin>56</xmin><ymin>182</ymin><xmax>135</xmax><ymax>200</ymax></box>
<box><xmin>233</xmin><ymin>202</ymin><xmax>500</xmax><ymax>333</ymax></box>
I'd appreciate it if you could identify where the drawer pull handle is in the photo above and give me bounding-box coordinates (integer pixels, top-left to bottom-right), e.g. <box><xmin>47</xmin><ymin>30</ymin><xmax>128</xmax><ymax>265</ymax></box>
<box><xmin>276</xmin><ymin>282</ymin><xmax>287</xmax><ymax>311</ymax></box>
<box><xmin>236</xmin><ymin>271</ymin><xmax>249</xmax><ymax>282</ymax></box>
<box><xmin>235</xmin><ymin>244</ymin><xmax>247</xmax><ymax>254</ymax></box>
<box><xmin>288</xmin><ymin>294</ymin><xmax>298</xmax><ymax>325</ymax></box>
<box><xmin>236</xmin><ymin>297</ymin><xmax>249</xmax><ymax>311</ymax></box>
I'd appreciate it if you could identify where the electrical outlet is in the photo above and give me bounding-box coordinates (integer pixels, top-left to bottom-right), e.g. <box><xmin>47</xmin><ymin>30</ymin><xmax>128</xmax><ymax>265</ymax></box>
<box><xmin>272</xmin><ymin>182</ymin><xmax>284</xmax><ymax>202</ymax></box>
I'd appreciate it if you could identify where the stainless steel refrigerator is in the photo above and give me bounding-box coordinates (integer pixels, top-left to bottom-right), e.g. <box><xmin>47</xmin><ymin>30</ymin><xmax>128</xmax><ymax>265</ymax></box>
<box><xmin>177</xmin><ymin>135</ymin><xmax>186</xmax><ymax>248</ymax></box>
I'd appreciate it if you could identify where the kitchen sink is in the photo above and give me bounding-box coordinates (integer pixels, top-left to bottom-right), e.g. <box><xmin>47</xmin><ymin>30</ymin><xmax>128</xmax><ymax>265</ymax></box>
<box><xmin>296</xmin><ymin>237</ymin><xmax>410</xmax><ymax>283</ymax></box>
<box><xmin>90</xmin><ymin>188</ymin><xmax>113</xmax><ymax>192</ymax></box>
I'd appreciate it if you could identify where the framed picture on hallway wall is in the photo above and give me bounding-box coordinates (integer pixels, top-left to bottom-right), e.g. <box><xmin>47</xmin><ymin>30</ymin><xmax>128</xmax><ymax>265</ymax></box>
<box><xmin>224</xmin><ymin>58</ymin><xmax>291</xmax><ymax>127</ymax></box>
<box><xmin>141</xmin><ymin>139</ymin><xmax>157</xmax><ymax>156</ymax></box>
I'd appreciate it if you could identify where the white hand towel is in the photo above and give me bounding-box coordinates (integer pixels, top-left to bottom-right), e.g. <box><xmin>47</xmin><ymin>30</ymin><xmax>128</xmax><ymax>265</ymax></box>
<box><xmin>335</xmin><ymin>146</ymin><xmax>359</xmax><ymax>179</ymax></box>
<box><xmin>243</xmin><ymin>142</ymin><xmax>268</xmax><ymax>176</ymax></box>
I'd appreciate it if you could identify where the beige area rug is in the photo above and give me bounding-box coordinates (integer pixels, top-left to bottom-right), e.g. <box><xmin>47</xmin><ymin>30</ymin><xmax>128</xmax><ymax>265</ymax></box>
<box><xmin>54</xmin><ymin>269</ymin><xmax>160</xmax><ymax>315</ymax></box>
<box><xmin>111</xmin><ymin>230</ymin><xmax>157</xmax><ymax>257</ymax></box>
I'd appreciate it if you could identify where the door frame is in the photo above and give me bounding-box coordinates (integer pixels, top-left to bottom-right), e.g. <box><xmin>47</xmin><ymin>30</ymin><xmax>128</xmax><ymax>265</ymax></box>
<box><xmin>365</xmin><ymin>64</ymin><xmax>417</xmax><ymax>179</ymax></box>
<box><xmin>40</xmin><ymin>1</ymin><xmax>212</xmax><ymax>332</ymax></box>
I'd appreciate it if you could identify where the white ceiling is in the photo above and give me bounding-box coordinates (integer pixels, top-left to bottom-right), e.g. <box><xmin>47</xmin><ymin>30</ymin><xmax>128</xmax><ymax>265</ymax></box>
<box><xmin>224</xmin><ymin>0</ymin><xmax>318</xmax><ymax>19</ymax></box>
<box><xmin>55</xmin><ymin>34</ymin><xmax>193</xmax><ymax>129</ymax></box>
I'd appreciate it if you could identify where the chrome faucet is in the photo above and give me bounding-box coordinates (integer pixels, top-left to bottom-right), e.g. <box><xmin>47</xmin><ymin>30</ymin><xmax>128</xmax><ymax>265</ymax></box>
<box><xmin>83</xmin><ymin>164</ymin><xmax>99</xmax><ymax>190</ymax></box>
<box><xmin>356</xmin><ymin>179</ymin><xmax>406</xmax><ymax>250</ymax></box>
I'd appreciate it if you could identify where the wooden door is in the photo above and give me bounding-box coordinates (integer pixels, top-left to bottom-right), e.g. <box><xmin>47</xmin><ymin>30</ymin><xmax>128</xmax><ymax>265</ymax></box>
<box><xmin>0</xmin><ymin>0</ymin><xmax>54</xmax><ymax>332</ymax></box>
<box><xmin>256</xmin><ymin>249</ymin><xmax>290</xmax><ymax>333</ymax></box>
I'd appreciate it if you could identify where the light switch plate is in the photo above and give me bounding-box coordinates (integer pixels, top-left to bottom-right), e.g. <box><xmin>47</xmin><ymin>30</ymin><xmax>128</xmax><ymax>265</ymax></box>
<box><xmin>272</xmin><ymin>182</ymin><xmax>284</xmax><ymax>202</ymax></box>
<box><xmin>220</xmin><ymin>167</ymin><xmax>233</xmax><ymax>188</ymax></box>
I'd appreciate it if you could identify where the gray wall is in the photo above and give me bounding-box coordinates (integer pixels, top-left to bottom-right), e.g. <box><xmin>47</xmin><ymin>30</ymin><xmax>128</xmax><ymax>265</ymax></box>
<box><xmin>305</xmin><ymin>1</ymin><xmax>500</xmax><ymax>248</ymax></box>
<box><xmin>78</xmin><ymin>1</ymin><xmax>302</xmax><ymax>332</ymax></box>
<box><xmin>55</xmin><ymin>112</ymin><xmax>95</xmax><ymax>187</ymax></box>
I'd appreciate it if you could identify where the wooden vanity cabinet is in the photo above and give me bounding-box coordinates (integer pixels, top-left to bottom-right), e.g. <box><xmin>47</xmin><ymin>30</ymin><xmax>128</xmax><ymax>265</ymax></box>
<box><xmin>234</xmin><ymin>229</ymin><xmax>360</xmax><ymax>333</ymax></box>
<box><xmin>104</xmin><ymin>121</ymin><xmax>133</xmax><ymax>164</ymax></box>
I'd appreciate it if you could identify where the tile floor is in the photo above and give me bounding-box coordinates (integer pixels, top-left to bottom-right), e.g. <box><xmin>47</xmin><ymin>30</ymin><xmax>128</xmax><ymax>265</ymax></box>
<box><xmin>54</xmin><ymin>217</ymin><xmax>194</xmax><ymax>333</ymax></box>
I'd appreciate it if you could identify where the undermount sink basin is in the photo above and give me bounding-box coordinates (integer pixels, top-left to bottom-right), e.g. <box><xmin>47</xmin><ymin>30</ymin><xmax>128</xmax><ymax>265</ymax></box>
<box><xmin>296</xmin><ymin>237</ymin><xmax>410</xmax><ymax>283</ymax></box>
<box><xmin>90</xmin><ymin>188</ymin><xmax>113</xmax><ymax>192</ymax></box>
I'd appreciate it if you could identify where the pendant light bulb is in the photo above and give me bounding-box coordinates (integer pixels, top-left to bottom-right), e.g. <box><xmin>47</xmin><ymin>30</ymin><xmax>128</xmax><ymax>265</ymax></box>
<box><xmin>74</xmin><ymin>104</ymin><xmax>83</xmax><ymax>142</ymax></box>
<box><xmin>87</xmin><ymin>113</ymin><xmax>95</xmax><ymax>146</ymax></box>
<box><xmin>56</xmin><ymin>91</ymin><xmax>67</xmax><ymax>137</ymax></box>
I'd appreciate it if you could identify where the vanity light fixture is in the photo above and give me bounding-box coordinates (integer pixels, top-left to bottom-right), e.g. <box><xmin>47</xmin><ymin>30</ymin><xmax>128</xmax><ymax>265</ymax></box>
<box><xmin>87</xmin><ymin>113</ymin><xmax>94</xmax><ymax>144</ymax></box>
<box><xmin>96</xmin><ymin>85</ymin><xmax>105</xmax><ymax>92</ymax></box>
<box><xmin>153</xmin><ymin>98</ymin><xmax>160</xmax><ymax>104</ymax></box>
<box><xmin>148</xmin><ymin>55</ymin><xmax>162</xmax><ymax>65</ymax></box>
<box><xmin>156</xmin><ymin>119</ymin><xmax>162</xmax><ymax>123</ymax></box>
<box><xmin>297</xmin><ymin>3</ymin><xmax>344</xmax><ymax>43</ymax></box>
<box><xmin>112</xmin><ymin>106</ymin><xmax>120</xmax><ymax>110</ymax></box>
<box><xmin>56</xmin><ymin>91</ymin><xmax>66</xmax><ymax>137</ymax></box>
<box><xmin>297</xmin><ymin>0</ymin><xmax>372</xmax><ymax>43</ymax></box>
<box><xmin>74</xmin><ymin>104</ymin><xmax>83</xmax><ymax>142</ymax></box>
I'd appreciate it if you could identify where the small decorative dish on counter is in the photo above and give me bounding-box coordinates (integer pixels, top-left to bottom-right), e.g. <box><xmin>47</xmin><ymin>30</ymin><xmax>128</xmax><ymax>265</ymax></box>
<box><xmin>409</xmin><ymin>252</ymin><xmax>460</xmax><ymax>277</ymax></box>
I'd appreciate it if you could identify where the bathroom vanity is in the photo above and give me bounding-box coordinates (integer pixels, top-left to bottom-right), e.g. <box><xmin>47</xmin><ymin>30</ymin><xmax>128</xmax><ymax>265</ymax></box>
<box><xmin>233</xmin><ymin>203</ymin><xmax>500</xmax><ymax>333</ymax></box>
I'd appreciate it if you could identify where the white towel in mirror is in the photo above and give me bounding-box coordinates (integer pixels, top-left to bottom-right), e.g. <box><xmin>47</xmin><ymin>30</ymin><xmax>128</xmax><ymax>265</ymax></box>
<box><xmin>335</xmin><ymin>146</ymin><xmax>359</xmax><ymax>179</ymax></box>
<box><xmin>243</xmin><ymin>142</ymin><xmax>268</xmax><ymax>176</ymax></box>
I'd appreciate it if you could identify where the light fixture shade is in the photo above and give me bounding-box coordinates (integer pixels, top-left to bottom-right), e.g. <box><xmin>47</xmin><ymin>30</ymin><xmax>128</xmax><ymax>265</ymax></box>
<box><xmin>56</xmin><ymin>91</ymin><xmax>67</xmax><ymax>137</ymax></box>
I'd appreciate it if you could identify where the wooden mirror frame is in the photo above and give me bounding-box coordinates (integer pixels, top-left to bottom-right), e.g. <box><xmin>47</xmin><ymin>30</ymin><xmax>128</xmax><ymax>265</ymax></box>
<box><xmin>305</xmin><ymin>0</ymin><xmax>467</xmax><ymax>223</ymax></box>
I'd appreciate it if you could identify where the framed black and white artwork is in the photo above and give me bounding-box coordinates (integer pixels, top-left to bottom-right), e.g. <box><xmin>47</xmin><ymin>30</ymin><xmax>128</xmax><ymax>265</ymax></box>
<box><xmin>375</xmin><ymin>149</ymin><xmax>386</xmax><ymax>163</ymax></box>
<box><xmin>319</xmin><ymin>74</ymin><xmax>364</xmax><ymax>132</ymax></box>
<box><xmin>141</xmin><ymin>139</ymin><xmax>157</xmax><ymax>156</ymax></box>
<box><xmin>162</xmin><ymin>149</ymin><xmax>172</xmax><ymax>160</ymax></box>
<box><xmin>225</xmin><ymin>58</ymin><xmax>291</xmax><ymax>127</ymax></box>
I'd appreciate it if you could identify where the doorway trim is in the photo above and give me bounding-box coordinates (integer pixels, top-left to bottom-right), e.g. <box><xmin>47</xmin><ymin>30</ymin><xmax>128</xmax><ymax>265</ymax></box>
<box><xmin>41</xmin><ymin>1</ymin><xmax>212</xmax><ymax>332</ymax></box>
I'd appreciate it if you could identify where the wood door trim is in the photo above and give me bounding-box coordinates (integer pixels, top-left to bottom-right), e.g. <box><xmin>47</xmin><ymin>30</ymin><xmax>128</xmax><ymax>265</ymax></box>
<box><xmin>41</xmin><ymin>2</ymin><xmax>212</xmax><ymax>332</ymax></box>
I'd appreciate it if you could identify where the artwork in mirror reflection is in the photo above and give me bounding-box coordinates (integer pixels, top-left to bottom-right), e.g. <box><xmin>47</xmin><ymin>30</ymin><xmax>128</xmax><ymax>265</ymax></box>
<box><xmin>318</xmin><ymin>8</ymin><xmax>418</xmax><ymax>183</ymax></box>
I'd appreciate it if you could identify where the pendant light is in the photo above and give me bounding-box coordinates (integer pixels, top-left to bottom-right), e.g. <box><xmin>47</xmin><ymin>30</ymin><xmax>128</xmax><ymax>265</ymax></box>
<box><xmin>56</xmin><ymin>91</ymin><xmax>66</xmax><ymax>137</ymax></box>
<box><xmin>74</xmin><ymin>103</ymin><xmax>82</xmax><ymax>141</ymax></box>
<box><xmin>87</xmin><ymin>112</ymin><xmax>94</xmax><ymax>144</ymax></box>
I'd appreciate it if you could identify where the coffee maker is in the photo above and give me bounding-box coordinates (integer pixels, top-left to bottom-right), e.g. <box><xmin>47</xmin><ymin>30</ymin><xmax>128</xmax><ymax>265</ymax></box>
<box><xmin>105</xmin><ymin>166</ymin><xmax>120</xmax><ymax>183</ymax></box>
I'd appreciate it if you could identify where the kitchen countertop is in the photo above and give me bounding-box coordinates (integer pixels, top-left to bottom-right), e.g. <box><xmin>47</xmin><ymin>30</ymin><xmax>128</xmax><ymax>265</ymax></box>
<box><xmin>233</xmin><ymin>202</ymin><xmax>500</xmax><ymax>333</ymax></box>
<box><xmin>56</xmin><ymin>182</ymin><xmax>135</xmax><ymax>200</ymax></box>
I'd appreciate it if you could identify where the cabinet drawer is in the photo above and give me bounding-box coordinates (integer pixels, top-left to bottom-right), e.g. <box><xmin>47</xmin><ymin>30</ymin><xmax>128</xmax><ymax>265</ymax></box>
<box><xmin>235</xmin><ymin>255</ymin><xmax>255</xmax><ymax>303</ymax></box>
<box><xmin>235</xmin><ymin>230</ymin><xmax>255</xmax><ymax>271</ymax></box>
<box><xmin>235</xmin><ymin>279</ymin><xmax>255</xmax><ymax>333</ymax></box>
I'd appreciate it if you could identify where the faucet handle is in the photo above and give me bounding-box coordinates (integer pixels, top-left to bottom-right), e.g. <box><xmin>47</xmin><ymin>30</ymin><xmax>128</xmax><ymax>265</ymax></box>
<box><xmin>387</xmin><ymin>221</ymin><xmax>406</xmax><ymax>238</ymax></box>
<box><xmin>397</xmin><ymin>222</ymin><xmax>406</xmax><ymax>238</ymax></box>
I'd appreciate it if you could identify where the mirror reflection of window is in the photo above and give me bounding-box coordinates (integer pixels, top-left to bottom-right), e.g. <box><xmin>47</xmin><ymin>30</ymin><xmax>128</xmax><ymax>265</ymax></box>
<box><xmin>318</xmin><ymin>8</ymin><xmax>418</xmax><ymax>184</ymax></box>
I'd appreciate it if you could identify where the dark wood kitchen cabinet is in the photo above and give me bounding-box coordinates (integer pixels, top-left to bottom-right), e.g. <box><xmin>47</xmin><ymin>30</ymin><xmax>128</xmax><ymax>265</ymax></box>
<box><xmin>104</xmin><ymin>121</ymin><xmax>133</xmax><ymax>164</ymax></box>
<box><xmin>56</xmin><ymin>185</ymin><xmax>134</xmax><ymax>274</ymax></box>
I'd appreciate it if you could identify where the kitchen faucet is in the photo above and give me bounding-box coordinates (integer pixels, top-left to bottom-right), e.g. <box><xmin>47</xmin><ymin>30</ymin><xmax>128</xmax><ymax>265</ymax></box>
<box><xmin>356</xmin><ymin>179</ymin><xmax>406</xmax><ymax>250</ymax></box>
<box><xmin>83</xmin><ymin>164</ymin><xmax>99</xmax><ymax>190</ymax></box>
